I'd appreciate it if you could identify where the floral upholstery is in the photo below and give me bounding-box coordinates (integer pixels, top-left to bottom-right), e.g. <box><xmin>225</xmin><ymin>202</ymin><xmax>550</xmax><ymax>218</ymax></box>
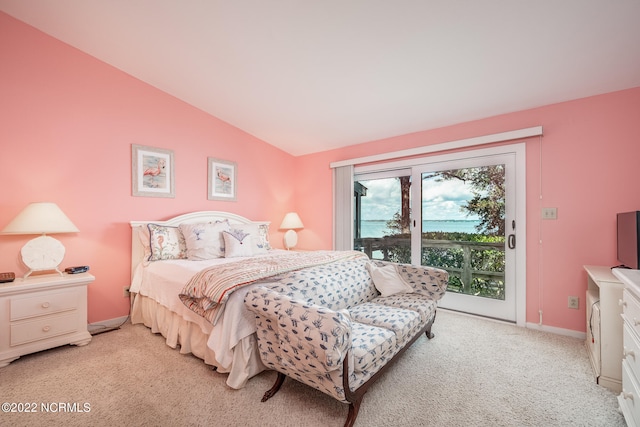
<box><xmin>244</xmin><ymin>259</ymin><xmax>449</xmax><ymax>404</ymax></box>
<box><xmin>266</xmin><ymin>258</ymin><xmax>378</xmax><ymax>310</ymax></box>
<box><xmin>349</xmin><ymin>303</ymin><xmax>422</xmax><ymax>344</ymax></box>
<box><xmin>370</xmin><ymin>293</ymin><xmax>437</xmax><ymax>323</ymax></box>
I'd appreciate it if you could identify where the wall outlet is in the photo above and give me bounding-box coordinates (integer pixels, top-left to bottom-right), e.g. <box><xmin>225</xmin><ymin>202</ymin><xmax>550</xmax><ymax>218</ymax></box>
<box><xmin>568</xmin><ymin>296</ymin><xmax>579</xmax><ymax>309</ymax></box>
<box><xmin>542</xmin><ymin>207</ymin><xmax>558</xmax><ymax>220</ymax></box>
<box><xmin>123</xmin><ymin>286</ymin><xmax>130</xmax><ymax>298</ymax></box>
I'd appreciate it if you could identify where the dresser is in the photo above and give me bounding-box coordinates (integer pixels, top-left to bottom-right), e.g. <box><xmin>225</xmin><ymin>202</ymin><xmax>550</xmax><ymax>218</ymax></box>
<box><xmin>584</xmin><ymin>265</ymin><xmax>624</xmax><ymax>392</ymax></box>
<box><xmin>0</xmin><ymin>272</ymin><xmax>94</xmax><ymax>367</ymax></box>
<box><xmin>612</xmin><ymin>268</ymin><xmax>640</xmax><ymax>427</ymax></box>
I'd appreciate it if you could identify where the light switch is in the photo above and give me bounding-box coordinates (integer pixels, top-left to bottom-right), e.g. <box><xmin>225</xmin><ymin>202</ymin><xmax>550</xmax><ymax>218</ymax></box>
<box><xmin>542</xmin><ymin>207</ymin><xmax>557</xmax><ymax>220</ymax></box>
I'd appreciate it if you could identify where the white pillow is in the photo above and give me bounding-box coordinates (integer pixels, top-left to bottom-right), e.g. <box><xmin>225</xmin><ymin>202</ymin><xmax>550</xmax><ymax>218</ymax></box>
<box><xmin>179</xmin><ymin>221</ymin><xmax>231</xmax><ymax>260</ymax></box>
<box><xmin>147</xmin><ymin>223</ymin><xmax>187</xmax><ymax>261</ymax></box>
<box><xmin>366</xmin><ymin>263</ymin><xmax>414</xmax><ymax>297</ymax></box>
<box><xmin>231</xmin><ymin>223</ymin><xmax>269</xmax><ymax>254</ymax></box>
<box><xmin>256</xmin><ymin>223</ymin><xmax>272</xmax><ymax>251</ymax></box>
<box><xmin>223</xmin><ymin>229</ymin><xmax>254</xmax><ymax>258</ymax></box>
<box><xmin>138</xmin><ymin>225</ymin><xmax>151</xmax><ymax>260</ymax></box>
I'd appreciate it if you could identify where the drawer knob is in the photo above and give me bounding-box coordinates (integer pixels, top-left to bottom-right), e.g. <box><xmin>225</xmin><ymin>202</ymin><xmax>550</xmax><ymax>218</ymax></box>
<box><xmin>624</xmin><ymin>347</ymin><xmax>636</xmax><ymax>360</ymax></box>
<box><xmin>620</xmin><ymin>299</ymin><xmax>628</xmax><ymax>307</ymax></box>
<box><xmin>622</xmin><ymin>390</ymin><xmax>634</xmax><ymax>401</ymax></box>
<box><xmin>41</xmin><ymin>302</ymin><xmax>50</xmax><ymax>309</ymax></box>
<box><xmin>635</xmin><ymin>318</ymin><xmax>640</xmax><ymax>327</ymax></box>
<box><xmin>42</xmin><ymin>325</ymin><xmax>51</xmax><ymax>332</ymax></box>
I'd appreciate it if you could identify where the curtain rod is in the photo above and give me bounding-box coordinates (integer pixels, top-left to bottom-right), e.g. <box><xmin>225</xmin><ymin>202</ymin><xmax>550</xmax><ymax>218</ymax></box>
<box><xmin>329</xmin><ymin>126</ymin><xmax>543</xmax><ymax>169</ymax></box>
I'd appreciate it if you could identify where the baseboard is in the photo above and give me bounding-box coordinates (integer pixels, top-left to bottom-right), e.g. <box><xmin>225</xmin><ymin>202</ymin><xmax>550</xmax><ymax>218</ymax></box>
<box><xmin>88</xmin><ymin>316</ymin><xmax>129</xmax><ymax>335</ymax></box>
<box><xmin>526</xmin><ymin>321</ymin><xmax>586</xmax><ymax>340</ymax></box>
<box><xmin>92</xmin><ymin>314</ymin><xmax>585</xmax><ymax>339</ymax></box>
<box><xmin>441</xmin><ymin>309</ymin><xmax>586</xmax><ymax>339</ymax></box>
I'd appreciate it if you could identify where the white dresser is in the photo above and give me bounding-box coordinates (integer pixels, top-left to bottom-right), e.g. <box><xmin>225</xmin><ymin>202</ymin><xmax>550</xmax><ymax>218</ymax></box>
<box><xmin>612</xmin><ymin>268</ymin><xmax>640</xmax><ymax>427</ymax></box>
<box><xmin>584</xmin><ymin>265</ymin><xmax>624</xmax><ymax>392</ymax></box>
<box><xmin>0</xmin><ymin>272</ymin><xmax>94</xmax><ymax>367</ymax></box>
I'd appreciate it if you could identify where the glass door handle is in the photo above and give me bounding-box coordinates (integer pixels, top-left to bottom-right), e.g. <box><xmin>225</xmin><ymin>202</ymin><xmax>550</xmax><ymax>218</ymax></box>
<box><xmin>508</xmin><ymin>234</ymin><xmax>516</xmax><ymax>249</ymax></box>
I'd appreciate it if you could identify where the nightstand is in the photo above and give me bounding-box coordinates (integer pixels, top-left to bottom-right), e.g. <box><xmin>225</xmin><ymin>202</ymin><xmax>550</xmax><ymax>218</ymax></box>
<box><xmin>0</xmin><ymin>272</ymin><xmax>94</xmax><ymax>367</ymax></box>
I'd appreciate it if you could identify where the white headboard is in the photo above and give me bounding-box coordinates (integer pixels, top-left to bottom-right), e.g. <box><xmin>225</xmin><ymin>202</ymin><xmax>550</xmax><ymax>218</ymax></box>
<box><xmin>130</xmin><ymin>211</ymin><xmax>270</xmax><ymax>280</ymax></box>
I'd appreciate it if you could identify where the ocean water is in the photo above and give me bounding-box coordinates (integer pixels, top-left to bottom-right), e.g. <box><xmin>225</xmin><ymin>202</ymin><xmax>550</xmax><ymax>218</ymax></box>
<box><xmin>360</xmin><ymin>219</ymin><xmax>480</xmax><ymax>237</ymax></box>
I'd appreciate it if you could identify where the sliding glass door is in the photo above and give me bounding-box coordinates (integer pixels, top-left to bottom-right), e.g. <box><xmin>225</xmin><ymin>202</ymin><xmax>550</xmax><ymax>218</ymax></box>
<box><xmin>412</xmin><ymin>154</ymin><xmax>516</xmax><ymax>321</ymax></box>
<box><xmin>353</xmin><ymin>146</ymin><xmax>523</xmax><ymax>323</ymax></box>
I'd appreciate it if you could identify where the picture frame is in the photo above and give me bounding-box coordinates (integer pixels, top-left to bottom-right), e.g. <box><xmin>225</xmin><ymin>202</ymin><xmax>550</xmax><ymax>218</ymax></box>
<box><xmin>208</xmin><ymin>157</ymin><xmax>237</xmax><ymax>201</ymax></box>
<box><xmin>131</xmin><ymin>144</ymin><xmax>175</xmax><ymax>198</ymax></box>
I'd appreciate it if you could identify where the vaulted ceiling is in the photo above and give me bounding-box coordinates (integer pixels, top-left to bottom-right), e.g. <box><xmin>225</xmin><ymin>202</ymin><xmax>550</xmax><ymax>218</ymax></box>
<box><xmin>2</xmin><ymin>1</ymin><xmax>640</xmax><ymax>156</ymax></box>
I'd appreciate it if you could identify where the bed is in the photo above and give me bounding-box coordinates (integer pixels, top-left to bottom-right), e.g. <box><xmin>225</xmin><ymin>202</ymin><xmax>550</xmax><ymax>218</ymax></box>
<box><xmin>129</xmin><ymin>210</ymin><xmax>365</xmax><ymax>389</ymax></box>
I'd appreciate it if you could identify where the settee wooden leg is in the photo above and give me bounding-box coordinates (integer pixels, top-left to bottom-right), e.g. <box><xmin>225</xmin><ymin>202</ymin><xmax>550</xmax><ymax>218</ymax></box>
<box><xmin>261</xmin><ymin>372</ymin><xmax>286</xmax><ymax>402</ymax></box>
<box><xmin>425</xmin><ymin>312</ymin><xmax>437</xmax><ymax>339</ymax></box>
<box><xmin>344</xmin><ymin>398</ymin><xmax>362</xmax><ymax>427</ymax></box>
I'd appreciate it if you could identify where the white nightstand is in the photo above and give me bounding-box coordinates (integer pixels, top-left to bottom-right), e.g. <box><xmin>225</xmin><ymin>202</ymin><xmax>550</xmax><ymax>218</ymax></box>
<box><xmin>0</xmin><ymin>272</ymin><xmax>94</xmax><ymax>367</ymax></box>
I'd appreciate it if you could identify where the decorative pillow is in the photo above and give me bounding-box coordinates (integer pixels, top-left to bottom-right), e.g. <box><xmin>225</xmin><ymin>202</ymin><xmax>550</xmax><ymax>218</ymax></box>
<box><xmin>256</xmin><ymin>223</ymin><xmax>272</xmax><ymax>251</ymax></box>
<box><xmin>147</xmin><ymin>223</ymin><xmax>187</xmax><ymax>261</ymax></box>
<box><xmin>223</xmin><ymin>229</ymin><xmax>254</xmax><ymax>258</ymax></box>
<box><xmin>365</xmin><ymin>262</ymin><xmax>414</xmax><ymax>297</ymax></box>
<box><xmin>179</xmin><ymin>221</ymin><xmax>231</xmax><ymax>260</ymax></box>
<box><xmin>232</xmin><ymin>223</ymin><xmax>270</xmax><ymax>254</ymax></box>
<box><xmin>138</xmin><ymin>225</ymin><xmax>151</xmax><ymax>261</ymax></box>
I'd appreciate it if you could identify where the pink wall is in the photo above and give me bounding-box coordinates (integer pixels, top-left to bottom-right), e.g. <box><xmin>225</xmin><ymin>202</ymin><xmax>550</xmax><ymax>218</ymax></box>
<box><xmin>0</xmin><ymin>13</ymin><xmax>296</xmax><ymax>323</ymax></box>
<box><xmin>295</xmin><ymin>87</ymin><xmax>640</xmax><ymax>332</ymax></box>
<box><xmin>4</xmin><ymin>12</ymin><xmax>640</xmax><ymax>333</ymax></box>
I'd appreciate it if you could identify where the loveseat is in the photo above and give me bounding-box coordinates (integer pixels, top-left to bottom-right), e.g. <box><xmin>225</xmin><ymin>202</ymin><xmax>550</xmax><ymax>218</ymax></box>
<box><xmin>243</xmin><ymin>257</ymin><xmax>448</xmax><ymax>427</ymax></box>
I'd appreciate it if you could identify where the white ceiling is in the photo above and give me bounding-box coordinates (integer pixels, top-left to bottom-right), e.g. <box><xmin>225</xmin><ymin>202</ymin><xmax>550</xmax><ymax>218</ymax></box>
<box><xmin>2</xmin><ymin>1</ymin><xmax>640</xmax><ymax>156</ymax></box>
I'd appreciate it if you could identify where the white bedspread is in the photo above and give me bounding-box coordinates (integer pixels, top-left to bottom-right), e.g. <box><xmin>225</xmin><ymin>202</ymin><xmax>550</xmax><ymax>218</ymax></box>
<box><xmin>130</xmin><ymin>253</ymin><xmax>282</xmax><ymax>380</ymax></box>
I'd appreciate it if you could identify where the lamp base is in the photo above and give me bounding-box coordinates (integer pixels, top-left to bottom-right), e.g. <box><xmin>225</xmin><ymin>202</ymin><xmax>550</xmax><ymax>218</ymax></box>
<box><xmin>283</xmin><ymin>230</ymin><xmax>298</xmax><ymax>250</ymax></box>
<box><xmin>24</xmin><ymin>267</ymin><xmax>64</xmax><ymax>279</ymax></box>
<box><xmin>20</xmin><ymin>235</ymin><xmax>66</xmax><ymax>279</ymax></box>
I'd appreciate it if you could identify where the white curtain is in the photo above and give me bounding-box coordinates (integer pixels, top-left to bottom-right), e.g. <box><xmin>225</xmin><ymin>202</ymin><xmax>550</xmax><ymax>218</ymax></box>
<box><xmin>332</xmin><ymin>165</ymin><xmax>353</xmax><ymax>250</ymax></box>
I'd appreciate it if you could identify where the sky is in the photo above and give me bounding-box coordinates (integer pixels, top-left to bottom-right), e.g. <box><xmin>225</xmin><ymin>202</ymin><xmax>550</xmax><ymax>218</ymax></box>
<box><xmin>358</xmin><ymin>176</ymin><xmax>481</xmax><ymax>221</ymax></box>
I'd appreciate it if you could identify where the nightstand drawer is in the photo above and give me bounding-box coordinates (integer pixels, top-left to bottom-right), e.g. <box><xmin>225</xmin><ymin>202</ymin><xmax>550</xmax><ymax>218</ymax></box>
<box><xmin>10</xmin><ymin>289</ymin><xmax>80</xmax><ymax>321</ymax></box>
<box><xmin>10</xmin><ymin>312</ymin><xmax>79</xmax><ymax>346</ymax></box>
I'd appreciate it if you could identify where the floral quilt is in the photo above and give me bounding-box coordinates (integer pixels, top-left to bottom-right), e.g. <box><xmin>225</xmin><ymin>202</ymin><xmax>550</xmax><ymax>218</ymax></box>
<box><xmin>179</xmin><ymin>250</ymin><xmax>367</xmax><ymax>324</ymax></box>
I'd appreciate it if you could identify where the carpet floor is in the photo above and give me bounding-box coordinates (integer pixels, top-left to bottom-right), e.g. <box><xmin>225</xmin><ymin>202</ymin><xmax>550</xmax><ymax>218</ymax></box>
<box><xmin>0</xmin><ymin>309</ymin><xmax>626</xmax><ymax>426</ymax></box>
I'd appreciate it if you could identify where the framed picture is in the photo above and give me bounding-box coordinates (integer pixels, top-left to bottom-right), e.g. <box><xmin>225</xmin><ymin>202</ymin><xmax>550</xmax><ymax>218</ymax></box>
<box><xmin>208</xmin><ymin>157</ymin><xmax>237</xmax><ymax>201</ymax></box>
<box><xmin>132</xmin><ymin>144</ymin><xmax>175</xmax><ymax>198</ymax></box>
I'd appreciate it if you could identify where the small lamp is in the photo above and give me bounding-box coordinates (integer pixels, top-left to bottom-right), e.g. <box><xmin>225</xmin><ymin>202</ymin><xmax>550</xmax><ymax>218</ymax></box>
<box><xmin>279</xmin><ymin>212</ymin><xmax>304</xmax><ymax>250</ymax></box>
<box><xmin>1</xmin><ymin>202</ymin><xmax>79</xmax><ymax>278</ymax></box>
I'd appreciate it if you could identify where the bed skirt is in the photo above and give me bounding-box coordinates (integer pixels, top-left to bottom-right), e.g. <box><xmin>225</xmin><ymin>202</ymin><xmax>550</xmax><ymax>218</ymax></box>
<box><xmin>130</xmin><ymin>293</ymin><xmax>265</xmax><ymax>389</ymax></box>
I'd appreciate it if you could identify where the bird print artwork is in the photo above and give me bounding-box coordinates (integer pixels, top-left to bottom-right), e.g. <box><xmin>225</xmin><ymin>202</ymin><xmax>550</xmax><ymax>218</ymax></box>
<box><xmin>217</xmin><ymin>168</ymin><xmax>230</xmax><ymax>184</ymax></box>
<box><xmin>208</xmin><ymin>159</ymin><xmax>236</xmax><ymax>200</ymax></box>
<box><xmin>142</xmin><ymin>156</ymin><xmax>167</xmax><ymax>189</ymax></box>
<box><xmin>215</xmin><ymin>166</ymin><xmax>233</xmax><ymax>194</ymax></box>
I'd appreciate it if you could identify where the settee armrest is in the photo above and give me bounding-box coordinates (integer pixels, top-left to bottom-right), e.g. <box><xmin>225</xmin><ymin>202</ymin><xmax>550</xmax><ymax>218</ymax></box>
<box><xmin>244</xmin><ymin>286</ymin><xmax>352</xmax><ymax>375</ymax></box>
<box><xmin>373</xmin><ymin>260</ymin><xmax>449</xmax><ymax>301</ymax></box>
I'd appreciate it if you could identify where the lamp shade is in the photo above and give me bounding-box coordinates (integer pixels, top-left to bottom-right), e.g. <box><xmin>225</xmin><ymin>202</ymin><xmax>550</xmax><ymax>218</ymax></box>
<box><xmin>279</xmin><ymin>212</ymin><xmax>304</xmax><ymax>230</ymax></box>
<box><xmin>1</xmin><ymin>202</ymin><xmax>79</xmax><ymax>235</ymax></box>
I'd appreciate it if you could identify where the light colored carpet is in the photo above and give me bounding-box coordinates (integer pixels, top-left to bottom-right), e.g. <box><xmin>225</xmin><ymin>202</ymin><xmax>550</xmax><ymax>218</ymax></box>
<box><xmin>0</xmin><ymin>309</ymin><xmax>625</xmax><ymax>427</ymax></box>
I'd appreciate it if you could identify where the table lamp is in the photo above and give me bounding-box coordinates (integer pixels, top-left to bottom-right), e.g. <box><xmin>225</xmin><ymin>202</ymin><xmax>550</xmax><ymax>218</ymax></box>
<box><xmin>279</xmin><ymin>212</ymin><xmax>304</xmax><ymax>250</ymax></box>
<box><xmin>1</xmin><ymin>202</ymin><xmax>79</xmax><ymax>278</ymax></box>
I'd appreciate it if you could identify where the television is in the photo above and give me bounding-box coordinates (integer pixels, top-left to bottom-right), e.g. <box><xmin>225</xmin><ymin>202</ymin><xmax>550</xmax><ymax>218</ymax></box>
<box><xmin>617</xmin><ymin>211</ymin><xmax>640</xmax><ymax>269</ymax></box>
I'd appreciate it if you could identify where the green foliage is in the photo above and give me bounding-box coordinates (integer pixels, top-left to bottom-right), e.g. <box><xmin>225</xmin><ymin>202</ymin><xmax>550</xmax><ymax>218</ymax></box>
<box><xmin>373</xmin><ymin>230</ymin><xmax>506</xmax><ymax>299</ymax></box>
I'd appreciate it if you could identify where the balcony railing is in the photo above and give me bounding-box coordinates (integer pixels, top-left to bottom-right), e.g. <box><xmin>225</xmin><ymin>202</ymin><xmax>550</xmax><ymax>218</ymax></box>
<box><xmin>355</xmin><ymin>236</ymin><xmax>505</xmax><ymax>299</ymax></box>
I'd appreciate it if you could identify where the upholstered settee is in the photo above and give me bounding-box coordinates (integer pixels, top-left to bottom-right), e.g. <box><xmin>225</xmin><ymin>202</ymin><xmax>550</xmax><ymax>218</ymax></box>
<box><xmin>243</xmin><ymin>257</ymin><xmax>448</xmax><ymax>427</ymax></box>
